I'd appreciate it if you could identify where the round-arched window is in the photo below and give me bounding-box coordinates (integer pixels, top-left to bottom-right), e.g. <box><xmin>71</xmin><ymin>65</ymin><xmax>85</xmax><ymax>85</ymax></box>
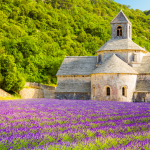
<box><xmin>117</xmin><ymin>26</ymin><xmax>122</xmax><ymax>37</ymax></box>
<box><xmin>122</xmin><ymin>87</ymin><xmax>125</xmax><ymax>96</ymax></box>
<box><xmin>122</xmin><ymin>86</ymin><xmax>127</xmax><ymax>97</ymax></box>
<box><xmin>106</xmin><ymin>87</ymin><xmax>110</xmax><ymax>96</ymax></box>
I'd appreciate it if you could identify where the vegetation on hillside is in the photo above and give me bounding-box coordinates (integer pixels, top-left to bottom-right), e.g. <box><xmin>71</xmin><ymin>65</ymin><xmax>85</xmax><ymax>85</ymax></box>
<box><xmin>0</xmin><ymin>0</ymin><xmax>150</xmax><ymax>93</ymax></box>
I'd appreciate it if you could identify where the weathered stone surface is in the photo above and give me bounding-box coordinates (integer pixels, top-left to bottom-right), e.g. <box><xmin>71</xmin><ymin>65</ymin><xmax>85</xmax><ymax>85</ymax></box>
<box><xmin>97</xmin><ymin>50</ymin><xmax>147</xmax><ymax>65</ymax></box>
<box><xmin>0</xmin><ymin>89</ymin><xmax>13</xmax><ymax>98</ymax></box>
<box><xmin>97</xmin><ymin>39</ymin><xmax>146</xmax><ymax>52</ymax></box>
<box><xmin>91</xmin><ymin>74</ymin><xmax>137</xmax><ymax>102</ymax></box>
<box><xmin>111</xmin><ymin>10</ymin><xmax>132</xmax><ymax>40</ymax></box>
<box><xmin>43</xmin><ymin>89</ymin><xmax>54</xmax><ymax>99</ymax></box>
<box><xmin>20</xmin><ymin>88</ymin><xmax>44</xmax><ymax>99</ymax></box>
<box><xmin>20</xmin><ymin>82</ymin><xmax>55</xmax><ymax>99</ymax></box>
<box><xmin>135</xmin><ymin>80</ymin><xmax>150</xmax><ymax>92</ymax></box>
<box><xmin>133</xmin><ymin>56</ymin><xmax>150</xmax><ymax>73</ymax></box>
<box><xmin>111</xmin><ymin>10</ymin><xmax>131</xmax><ymax>24</ymax></box>
<box><xmin>55</xmin><ymin>92</ymin><xmax>91</xmax><ymax>100</ymax></box>
<box><xmin>56</xmin><ymin>56</ymin><xmax>97</xmax><ymax>76</ymax></box>
<box><xmin>55</xmin><ymin>82</ymin><xmax>91</xmax><ymax>93</ymax></box>
<box><xmin>92</xmin><ymin>54</ymin><xmax>137</xmax><ymax>74</ymax></box>
<box><xmin>134</xmin><ymin>92</ymin><xmax>150</xmax><ymax>103</ymax></box>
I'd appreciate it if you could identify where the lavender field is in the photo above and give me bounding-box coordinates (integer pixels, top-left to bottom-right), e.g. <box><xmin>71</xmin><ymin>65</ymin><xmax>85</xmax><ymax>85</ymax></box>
<box><xmin>0</xmin><ymin>99</ymin><xmax>150</xmax><ymax>150</ymax></box>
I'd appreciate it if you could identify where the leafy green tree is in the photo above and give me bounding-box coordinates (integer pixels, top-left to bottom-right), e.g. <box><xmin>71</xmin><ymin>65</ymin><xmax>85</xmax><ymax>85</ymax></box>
<box><xmin>77</xmin><ymin>28</ymin><xmax>87</xmax><ymax>43</ymax></box>
<box><xmin>0</xmin><ymin>54</ymin><xmax>25</xmax><ymax>93</ymax></box>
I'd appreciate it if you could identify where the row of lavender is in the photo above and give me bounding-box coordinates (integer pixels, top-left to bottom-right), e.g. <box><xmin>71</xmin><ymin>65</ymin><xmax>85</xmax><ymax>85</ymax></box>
<box><xmin>0</xmin><ymin>99</ymin><xmax>150</xmax><ymax>150</ymax></box>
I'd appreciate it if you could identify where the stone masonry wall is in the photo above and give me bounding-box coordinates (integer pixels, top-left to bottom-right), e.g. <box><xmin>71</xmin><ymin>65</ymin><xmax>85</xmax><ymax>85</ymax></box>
<box><xmin>134</xmin><ymin>92</ymin><xmax>150</xmax><ymax>103</ymax></box>
<box><xmin>91</xmin><ymin>74</ymin><xmax>137</xmax><ymax>102</ymax></box>
<box><xmin>0</xmin><ymin>89</ymin><xmax>13</xmax><ymax>98</ymax></box>
<box><xmin>55</xmin><ymin>92</ymin><xmax>91</xmax><ymax>100</ymax></box>
<box><xmin>111</xmin><ymin>23</ymin><xmax>128</xmax><ymax>39</ymax></box>
<box><xmin>97</xmin><ymin>50</ymin><xmax>146</xmax><ymax>65</ymax></box>
<box><xmin>20</xmin><ymin>88</ymin><xmax>44</xmax><ymax>99</ymax></box>
<box><xmin>137</xmin><ymin>75</ymin><xmax>150</xmax><ymax>80</ymax></box>
<box><xmin>20</xmin><ymin>82</ymin><xmax>55</xmax><ymax>99</ymax></box>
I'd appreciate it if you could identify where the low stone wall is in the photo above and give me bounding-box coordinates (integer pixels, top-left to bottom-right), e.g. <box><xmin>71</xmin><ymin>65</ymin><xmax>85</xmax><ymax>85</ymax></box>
<box><xmin>20</xmin><ymin>82</ymin><xmax>55</xmax><ymax>99</ymax></box>
<box><xmin>20</xmin><ymin>88</ymin><xmax>44</xmax><ymax>99</ymax></box>
<box><xmin>44</xmin><ymin>89</ymin><xmax>55</xmax><ymax>99</ymax></box>
<box><xmin>0</xmin><ymin>89</ymin><xmax>13</xmax><ymax>98</ymax></box>
<box><xmin>55</xmin><ymin>92</ymin><xmax>91</xmax><ymax>100</ymax></box>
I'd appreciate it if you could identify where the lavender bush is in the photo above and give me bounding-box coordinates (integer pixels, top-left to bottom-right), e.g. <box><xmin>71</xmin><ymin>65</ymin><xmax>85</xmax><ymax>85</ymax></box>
<box><xmin>0</xmin><ymin>99</ymin><xmax>150</xmax><ymax>150</ymax></box>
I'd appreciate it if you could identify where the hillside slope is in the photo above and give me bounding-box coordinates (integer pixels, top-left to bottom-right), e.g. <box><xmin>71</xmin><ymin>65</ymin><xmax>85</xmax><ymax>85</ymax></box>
<box><xmin>0</xmin><ymin>0</ymin><xmax>150</xmax><ymax>93</ymax></box>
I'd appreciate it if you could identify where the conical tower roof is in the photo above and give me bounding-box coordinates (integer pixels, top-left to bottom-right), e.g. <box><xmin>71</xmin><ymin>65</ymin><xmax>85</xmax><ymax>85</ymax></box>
<box><xmin>91</xmin><ymin>54</ymin><xmax>138</xmax><ymax>74</ymax></box>
<box><xmin>111</xmin><ymin>10</ymin><xmax>132</xmax><ymax>24</ymax></box>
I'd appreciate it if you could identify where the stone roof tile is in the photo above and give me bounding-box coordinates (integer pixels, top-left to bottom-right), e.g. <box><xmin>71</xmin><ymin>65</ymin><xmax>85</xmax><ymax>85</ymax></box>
<box><xmin>55</xmin><ymin>82</ymin><xmax>91</xmax><ymax>93</ymax></box>
<box><xmin>91</xmin><ymin>54</ymin><xmax>138</xmax><ymax>74</ymax></box>
<box><xmin>135</xmin><ymin>80</ymin><xmax>150</xmax><ymax>92</ymax></box>
<box><xmin>133</xmin><ymin>56</ymin><xmax>150</xmax><ymax>73</ymax></box>
<box><xmin>111</xmin><ymin>10</ymin><xmax>132</xmax><ymax>24</ymax></box>
<box><xmin>56</xmin><ymin>56</ymin><xmax>97</xmax><ymax>76</ymax></box>
<box><xmin>97</xmin><ymin>39</ymin><xmax>146</xmax><ymax>52</ymax></box>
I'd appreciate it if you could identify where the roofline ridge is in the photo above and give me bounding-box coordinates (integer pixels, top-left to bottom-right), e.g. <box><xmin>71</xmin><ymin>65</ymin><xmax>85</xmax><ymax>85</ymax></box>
<box><xmin>121</xmin><ymin>11</ymin><xmax>132</xmax><ymax>24</ymax></box>
<box><xmin>111</xmin><ymin>10</ymin><xmax>132</xmax><ymax>24</ymax></box>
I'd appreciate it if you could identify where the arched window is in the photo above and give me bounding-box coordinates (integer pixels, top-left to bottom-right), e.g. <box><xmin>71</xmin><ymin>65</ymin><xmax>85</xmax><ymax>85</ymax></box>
<box><xmin>117</xmin><ymin>26</ymin><xmax>122</xmax><ymax>37</ymax></box>
<box><xmin>122</xmin><ymin>87</ymin><xmax>127</xmax><ymax>97</ymax></box>
<box><xmin>122</xmin><ymin>87</ymin><xmax>125</xmax><ymax>96</ymax></box>
<box><xmin>106</xmin><ymin>87</ymin><xmax>110</xmax><ymax>96</ymax></box>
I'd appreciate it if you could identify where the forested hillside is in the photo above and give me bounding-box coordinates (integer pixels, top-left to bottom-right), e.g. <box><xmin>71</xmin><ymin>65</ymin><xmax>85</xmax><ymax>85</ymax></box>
<box><xmin>0</xmin><ymin>0</ymin><xmax>150</xmax><ymax>94</ymax></box>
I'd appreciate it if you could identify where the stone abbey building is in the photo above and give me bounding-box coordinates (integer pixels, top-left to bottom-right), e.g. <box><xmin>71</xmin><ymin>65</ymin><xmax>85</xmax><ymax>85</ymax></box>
<box><xmin>55</xmin><ymin>10</ymin><xmax>150</xmax><ymax>102</ymax></box>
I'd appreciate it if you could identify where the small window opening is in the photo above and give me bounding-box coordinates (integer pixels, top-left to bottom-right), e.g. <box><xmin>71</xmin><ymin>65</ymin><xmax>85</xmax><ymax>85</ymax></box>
<box><xmin>106</xmin><ymin>87</ymin><xmax>110</xmax><ymax>96</ymax></box>
<box><xmin>133</xmin><ymin>53</ymin><xmax>137</xmax><ymax>62</ymax></box>
<box><xmin>117</xmin><ymin>30</ymin><xmax>119</xmax><ymax>36</ymax></box>
<box><xmin>117</xmin><ymin>26</ymin><xmax>122</xmax><ymax>37</ymax></box>
<box><xmin>122</xmin><ymin>87</ymin><xmax>125</xmax><ymax>96</ymax></box>
<box><xmin>98</xmin><ymin>55</ymin><xmax>101</xmax><ymax>63</ymax></box>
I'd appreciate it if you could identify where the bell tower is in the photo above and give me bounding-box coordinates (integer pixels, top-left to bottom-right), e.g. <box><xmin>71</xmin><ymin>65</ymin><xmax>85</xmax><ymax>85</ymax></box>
<box><xmin>110</xmin><ymin>10</ymin><xmax>132</xmax><ymax>40</ymax></box>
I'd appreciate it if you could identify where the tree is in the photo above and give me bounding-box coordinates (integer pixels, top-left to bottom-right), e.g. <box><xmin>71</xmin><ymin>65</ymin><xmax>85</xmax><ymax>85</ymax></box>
<box><xmin>0</xmin><ymin>54</ymin><xmax>25</xmax><ymax>93</ymax></box>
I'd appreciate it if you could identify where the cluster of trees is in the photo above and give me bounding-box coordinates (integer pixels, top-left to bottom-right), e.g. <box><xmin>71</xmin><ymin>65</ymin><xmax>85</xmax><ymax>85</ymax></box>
<box><xmin>0</xmin><ymin>0</ymin><xmax>150</xmax><ymax>94</ymax></box>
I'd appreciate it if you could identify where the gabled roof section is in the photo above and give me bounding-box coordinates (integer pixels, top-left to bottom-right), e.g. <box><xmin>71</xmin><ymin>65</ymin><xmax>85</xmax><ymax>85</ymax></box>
<box><xmin>55</xmin><ymin>82</ymin><xmax>91</xmax><ymax>93</ymax></box>
<box><xmin>56</xmin><ymin>56</ymin><xmax>97</xmax><ymax>76</ymax></box>
<box><xmin>111</xmin><ymin>10</ymin><xmax>132</xmax><ymax>24</ymax></box>
<box><xmin>91</xmin><ymin>54</ymin><xmax>138</xmax><ymax>74</ymax></box>
<box><xmin>135</xmin><ymin>80</ymin><xmax>150</xmax><ymax>92</ymax></box>
<box><xmin>133</xmin><ymin>56</ymin><xmax>150</xmax><ymax>74</ymax></box>
<box><xmin>97</xmin><ymin>39</ymin><xmax>146</xmax><ymax>52</ymax></box>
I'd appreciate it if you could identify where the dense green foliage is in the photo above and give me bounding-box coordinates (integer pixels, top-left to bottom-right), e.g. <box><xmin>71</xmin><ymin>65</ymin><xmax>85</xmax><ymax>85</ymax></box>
<box><xmin>0</xmin><ymin>0</ymin><xmax>150</xmax><ymax>93</ymax></box>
